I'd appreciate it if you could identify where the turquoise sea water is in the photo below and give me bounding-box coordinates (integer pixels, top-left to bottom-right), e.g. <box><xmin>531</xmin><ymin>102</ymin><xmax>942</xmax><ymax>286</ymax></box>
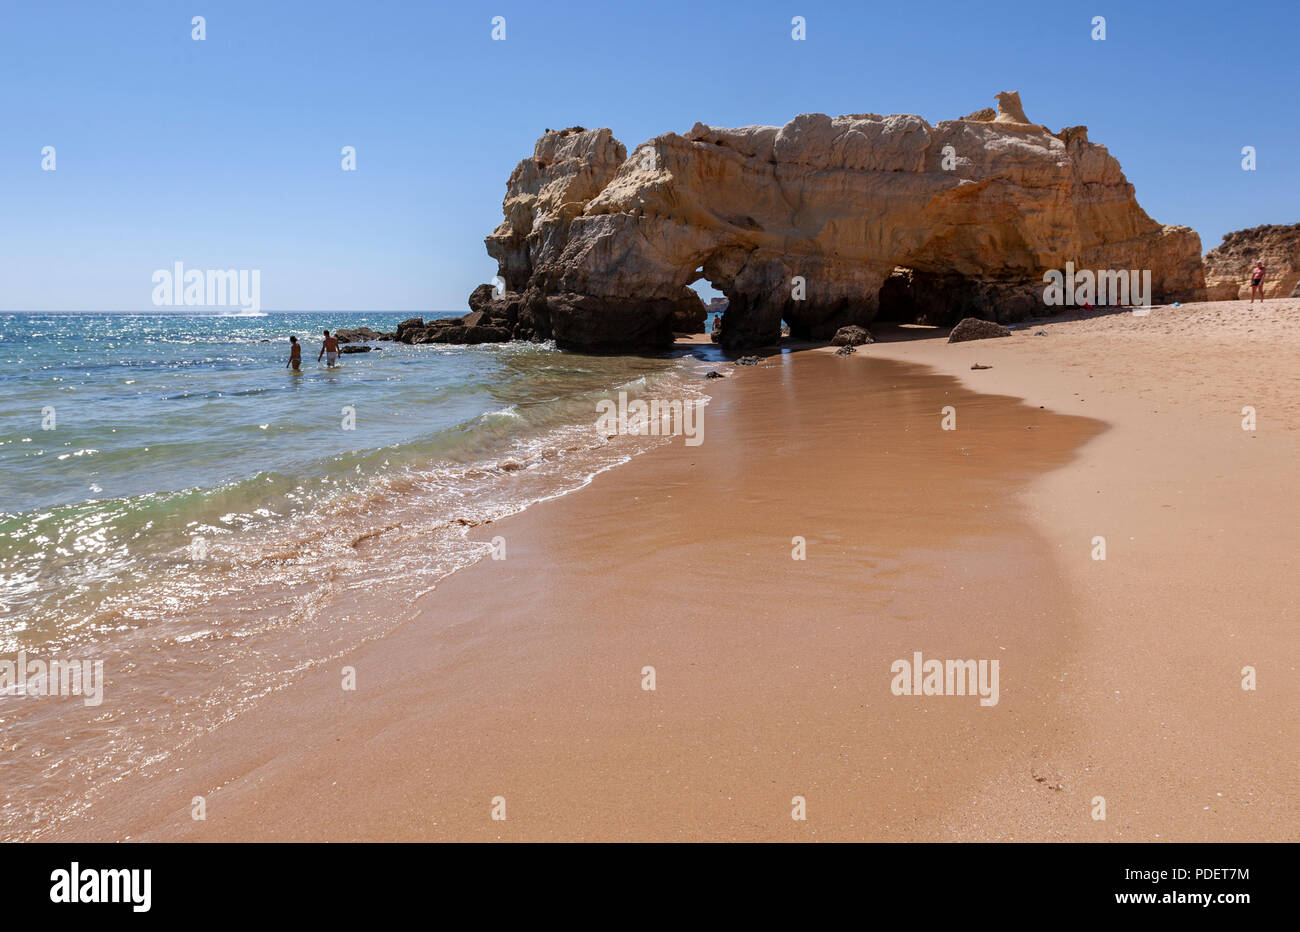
<box><xmin>0</xmin><ymin>311</ymin><xmax>713</xmax><ymax>836</ymax></box>
<box><xmin>0</xmin><ymin>311</ymin><xmax>711</xmax><ymax>639</ymax></box>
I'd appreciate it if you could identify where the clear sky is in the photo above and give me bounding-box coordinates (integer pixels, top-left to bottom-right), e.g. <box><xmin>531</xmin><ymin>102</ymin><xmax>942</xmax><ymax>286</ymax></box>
<box><xmin>2</xmin><ymin>0</ymin><xmax>1295</xmax><ymax>311</ymax></box>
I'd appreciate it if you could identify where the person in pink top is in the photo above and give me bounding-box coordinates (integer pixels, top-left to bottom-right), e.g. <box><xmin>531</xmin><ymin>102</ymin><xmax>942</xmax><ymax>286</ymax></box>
<box><xmin>1249</xmin><ymin>260</ymin><xmax>1266</xmax><ymax>303</ymax></box>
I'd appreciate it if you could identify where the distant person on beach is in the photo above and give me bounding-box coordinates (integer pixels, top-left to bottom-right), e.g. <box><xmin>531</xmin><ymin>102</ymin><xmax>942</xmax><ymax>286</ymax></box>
<box><xmin>1249</xmin><ymin>261</ymin><xmax>1266</xmax><ymax>303</ymax></box>
<box><xmin>318</xmin><ymin>330</ymin><xmax>340</xmax><ymax>367</ymax></box>
<box><xmin>286</xmin><ymin>335</ymin><xmax>301</xmax><ymax>371</ymax></box>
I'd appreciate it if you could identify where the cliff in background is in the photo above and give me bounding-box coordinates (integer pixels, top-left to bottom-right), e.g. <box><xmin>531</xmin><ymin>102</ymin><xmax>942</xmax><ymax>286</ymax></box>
<box><xmin>1204</xmin><ymin>223</ymin><xmax>1300</xmax><ymax>300</ymax></box>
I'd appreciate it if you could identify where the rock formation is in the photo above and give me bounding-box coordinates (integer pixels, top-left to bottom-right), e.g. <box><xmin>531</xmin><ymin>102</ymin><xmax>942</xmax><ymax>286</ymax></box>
<box><xmin>333</xmin><ymin>327</ymin><xmax>392</xmax><ymax>343</ymax></box>
<box><xmin>470</xmin><ymin>94</ymin><xmax>1204</xmax><ymax>352</ymax></box>
<box><xmin>948</xmin><ymin>317</ymin><xmax>1013</xmax><ymax>343</ymax></box>
<box><xmin>394</xmin><ymin>303</ymin><xmax>513</xmax><ymax>345</ymax></box>
<box><xmin>1203</xmin><ymin>223</ymin><xmax>1300</xmax><ymax>300</ymax></box>
<box><xmin>831</xmin><ymin>325</ymin><xmax>873</xmax><ymax>346</ymax></box>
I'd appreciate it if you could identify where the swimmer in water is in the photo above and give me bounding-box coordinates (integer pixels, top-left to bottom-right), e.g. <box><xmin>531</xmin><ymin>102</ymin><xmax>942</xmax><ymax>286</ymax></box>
<box><xmin>318</xmin><ymin>330</ymin><xmax>340</xmax><ymax>368</ymax></box>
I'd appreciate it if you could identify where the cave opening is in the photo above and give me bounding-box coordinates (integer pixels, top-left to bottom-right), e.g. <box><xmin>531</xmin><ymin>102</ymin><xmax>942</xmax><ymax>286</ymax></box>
<box><xmin>876</xmin><ymin>267</ymin><xmax>930</xmax><ymax>325</ymax></box>
<box><xmin>876</xmin><ymin>266</ymin><xmax>980</xmax><ymax>327</ymax></box>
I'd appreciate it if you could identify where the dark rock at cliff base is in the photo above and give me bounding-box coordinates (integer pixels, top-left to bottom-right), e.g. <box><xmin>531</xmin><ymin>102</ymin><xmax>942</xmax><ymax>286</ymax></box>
<box><xmin>394</xmin><ymin>303</ymin><xmax>519</xmax><ymax>346</ymax></box>
<box><xmin>673</xmin><ymin>298</ymin><xmax>707</xmax><ymax>334</ymax></box>
<box><xmin>427</xmin><ymin>326</ymin><xmax>464</xmax><ymax>344</ymax></box>
<box><xmin>948</xmin><ymin>317</ymin><xmax>1013</xmax><ymax>343</ymax></box>
<box><xmin>340</xmin><ymin>344</ymin><xmax>374</xmax><ymax>354</ymax></box>
<box><xmin>544</xmin><ymin>292</ymin><xmax>689</xmax><ymax>352</ymax></box>
<box><xmin>334</xmin><ymin>327</ymin><xmax>392</xmax><ymax>343</ymax></box>
<box><xmin>467</xmin><ymin>283</ymin><xmax>498</xmax><ymax>313</ymax></box>
<box><xmin>400</xmin><ymin>287</ymin><xmax>554</xmax><ymax>346</ymax></box>
<box><xmin>831</xmin><ymin>325</ymin><xmax>873</xmax><ymax>346</ymax></box>
<box><xmin>834</xmin><ymin>344</ymin><xmax>857</xmax><ymax>355</ymax></box>
<box><xmin>463</xmin><ymin>324</ymin><xmax>513</xmax><ymax>344</ymax></box>
<box><xmin>395</xmin><ymin>318</ymin><xmax>427</xmax><ymax>342</ymax></box>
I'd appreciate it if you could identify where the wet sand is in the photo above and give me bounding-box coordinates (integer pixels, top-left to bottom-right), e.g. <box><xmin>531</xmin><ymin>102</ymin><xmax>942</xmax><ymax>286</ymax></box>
<box><xmin>42</xmin><ymin>300</ymin><xmax>1300</xmax><ymax>841</ymax></box>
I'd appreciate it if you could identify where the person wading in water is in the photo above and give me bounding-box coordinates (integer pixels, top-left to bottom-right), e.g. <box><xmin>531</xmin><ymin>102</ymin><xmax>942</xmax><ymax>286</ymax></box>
<box><xmin>318</xmin><ymin>330</ymin><xmax>340</xmax><ymax>367</ymax></box>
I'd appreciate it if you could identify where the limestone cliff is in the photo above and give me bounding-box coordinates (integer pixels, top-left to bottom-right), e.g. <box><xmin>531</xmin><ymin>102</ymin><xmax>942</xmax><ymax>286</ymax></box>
<box><xmin>1204</xmin><ymin>223</ymin><xmax>1300</xmax><ymax>300</ymax></box>
<box><xmin>473</xmin><ymin>94</ymin><xmax>1205</xmax><ymax>352</ymax></box>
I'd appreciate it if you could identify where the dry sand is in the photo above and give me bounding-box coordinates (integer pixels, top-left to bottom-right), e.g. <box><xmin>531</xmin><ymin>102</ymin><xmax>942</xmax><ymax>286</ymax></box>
<box><xmin>45</xmin><ymin>299</ymin><xmax>1299</xmax><ymax>842</ymax></box>
<box><xmin>854</xmin><ymin>299</ymin><xmax>1300</xmax><ymax>840</ymax></box>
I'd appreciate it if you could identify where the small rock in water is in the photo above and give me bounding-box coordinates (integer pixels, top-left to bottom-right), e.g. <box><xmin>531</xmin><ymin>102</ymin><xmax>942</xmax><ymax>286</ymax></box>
<box><xmin>704</xmin><ymin>370</ymin><xmax>725</xmax><ymax>379</ymax></box>
<box><xmin>834</xmin><ymin>344</ymin><xmax>857</xmax><ymax>356</ymax></box>
<box><xmin>735</xmin><ymin>355</ymin><xmax>762</xmax><ymax>366</ymax></box>
<box><xmin>1035</xmin><ymin>329</ymin><xmax>1048</xmax><ymax>336</ymax></box>
<box><xmin>971</xmin><ymin>363</ymin><xmax>993</xmax><ymax>370</ymax></box>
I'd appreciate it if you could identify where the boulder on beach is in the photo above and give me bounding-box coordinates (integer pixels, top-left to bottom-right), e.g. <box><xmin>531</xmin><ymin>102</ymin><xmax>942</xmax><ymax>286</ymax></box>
<box><xmin>831</xmin><ymin>325</ymin><xmax>873</xmax><ymax>346</ymax></box>
<box><xmin>948</xmin><ymin>317</ymin><xmax>1012</xmax><ymax>343</ymax></box>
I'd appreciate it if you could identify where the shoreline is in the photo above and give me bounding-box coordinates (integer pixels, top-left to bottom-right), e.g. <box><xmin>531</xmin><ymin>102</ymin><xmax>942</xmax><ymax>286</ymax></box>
<box><xmin>31</xmin><ymin>299</ymin><xmax>1300</xmax><ymax>842</ymax></box>
<box><xmin>39</xmin><ymin>348</ymin><xmax>1104</xmax><ymax>841</ymax></box>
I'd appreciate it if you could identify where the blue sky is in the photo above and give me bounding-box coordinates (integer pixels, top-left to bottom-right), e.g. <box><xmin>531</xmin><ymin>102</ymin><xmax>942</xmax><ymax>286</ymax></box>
<box><xmin>2</xmin><ymin>0</ymin><xmax>1295</xmax><ymax>311</ymax></box>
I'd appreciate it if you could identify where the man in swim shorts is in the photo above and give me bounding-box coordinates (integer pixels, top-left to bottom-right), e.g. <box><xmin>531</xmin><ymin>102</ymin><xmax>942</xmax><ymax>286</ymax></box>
<box><xmin>286</xmin><ymin>335</ymin><xmax>301</xmax><ymax>370</ymax></box>
<box><xmin>318</xmin><ymin>330</ymin><xmax>340</xmax><ymax>367</ymax></box>
<box><xmin>1249</xmin><ymin>260</ymin><xmax>1266</xmax><ymax>303</ymax></box>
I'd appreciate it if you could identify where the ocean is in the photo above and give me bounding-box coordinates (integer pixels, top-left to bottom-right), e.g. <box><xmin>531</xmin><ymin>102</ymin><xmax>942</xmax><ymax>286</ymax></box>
<box><xmin>0</xmin><ymin>310</ymin><xmax>717</xmax><ymax>838</ymax></box>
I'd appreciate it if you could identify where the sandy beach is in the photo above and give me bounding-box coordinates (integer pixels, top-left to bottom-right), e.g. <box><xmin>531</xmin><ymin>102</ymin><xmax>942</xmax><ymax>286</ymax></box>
<box><xmin>36</xmin><ymin>298</ymin><xmax>1298</xmax><ymax>843</ymax></box>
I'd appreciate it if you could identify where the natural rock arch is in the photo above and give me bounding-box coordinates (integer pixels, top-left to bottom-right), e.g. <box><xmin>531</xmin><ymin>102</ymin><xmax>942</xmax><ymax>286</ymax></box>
<box><xmin>472</xmin><ymin>94</ymin><xmax>1204</xmax><ymax>352</ymax></box>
